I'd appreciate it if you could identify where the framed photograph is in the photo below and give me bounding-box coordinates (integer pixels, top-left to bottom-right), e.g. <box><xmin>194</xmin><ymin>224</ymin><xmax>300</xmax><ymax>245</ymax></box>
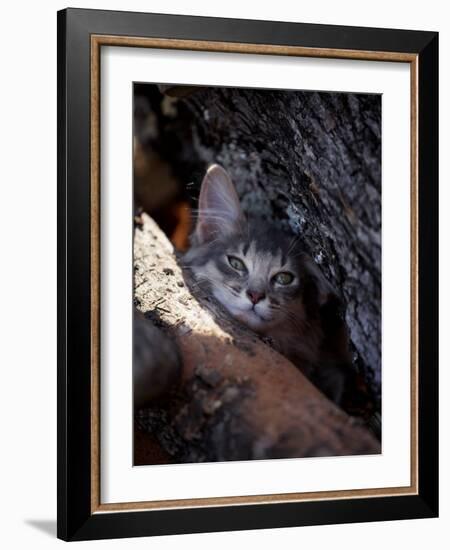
<box><xmin>57</xmin><ymin>8</ymin><xmax>438</xmax><ymax>541</ymax></box>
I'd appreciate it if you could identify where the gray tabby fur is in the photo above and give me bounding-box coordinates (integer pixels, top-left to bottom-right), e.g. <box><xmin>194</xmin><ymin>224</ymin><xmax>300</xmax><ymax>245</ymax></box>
<box><xmin>183</xmin><ymin>165</ymin><xmax>351</xmax><ymax>403</ymax></box>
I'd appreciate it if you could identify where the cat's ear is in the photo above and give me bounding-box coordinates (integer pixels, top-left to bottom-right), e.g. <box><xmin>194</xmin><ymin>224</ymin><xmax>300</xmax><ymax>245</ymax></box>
<box><xmin>195</xmin><ymin>164</ymin><xmax>243</xmax><ymax>244</ymax></box>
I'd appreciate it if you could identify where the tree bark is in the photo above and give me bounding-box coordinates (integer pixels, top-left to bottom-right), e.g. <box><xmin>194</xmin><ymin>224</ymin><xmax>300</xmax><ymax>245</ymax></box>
<box><xmin>134</xmin><ymin>214</ymin><xmax>380</xmax><ymax>463</ymax></box>
<box><xmin>145</xmin><ymin>87</ymin><xmax>382</xmax><ymax>403</ymax></box>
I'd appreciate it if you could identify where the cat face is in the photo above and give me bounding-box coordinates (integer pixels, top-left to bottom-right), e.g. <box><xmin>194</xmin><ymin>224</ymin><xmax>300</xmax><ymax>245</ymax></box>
<box><xmin>183</xmin><ymin>164</ymin><xmax>330</xmax><ymax>333</ymax></box>
<box><xmin>188</xmin><ymin>227</ymin><xmax>308</xmax><ymax>331</ymax></box>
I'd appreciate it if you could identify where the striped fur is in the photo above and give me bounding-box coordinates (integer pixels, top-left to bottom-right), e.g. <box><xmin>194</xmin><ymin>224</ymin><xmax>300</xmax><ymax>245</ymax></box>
<box><xmin>182</xmin><ymin>164</ymin><xmax>350</xmax><ymax>403</ymax></box>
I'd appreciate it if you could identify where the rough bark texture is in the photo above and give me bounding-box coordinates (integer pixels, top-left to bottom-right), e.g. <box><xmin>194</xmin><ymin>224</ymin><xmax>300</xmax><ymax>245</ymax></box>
<box><xmin>142</xmin><ymin>86</ymin><xmax>382</xmax><ymax>403</ymax></box>
<box><xmin>134</xmin><ymin>214</ymin><xmax>380</xmax><ymax>463</ymax></box>
<box><xmin>133</xmin><ymin>310</ymin><xmax>182</xmax><ymax>408</ymax></box>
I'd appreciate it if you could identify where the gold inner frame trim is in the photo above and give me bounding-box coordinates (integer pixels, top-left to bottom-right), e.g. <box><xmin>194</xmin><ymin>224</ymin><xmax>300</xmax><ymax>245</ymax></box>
<box><xmin>90</xmin><ymin>34</ymin><xmax>419</xmax><ymax>514</ymax></box>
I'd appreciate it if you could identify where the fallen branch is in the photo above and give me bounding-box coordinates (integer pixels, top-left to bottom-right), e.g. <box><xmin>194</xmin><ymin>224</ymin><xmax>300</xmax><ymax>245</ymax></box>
<box><xmin>134</xmin><ymin>213</ymin><xmax>380</xmax><ymax>462</ymax></box>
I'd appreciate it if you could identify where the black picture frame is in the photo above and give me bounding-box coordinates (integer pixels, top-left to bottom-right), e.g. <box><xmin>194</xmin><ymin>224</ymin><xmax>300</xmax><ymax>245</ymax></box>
<box><xmin>57</xmin><ymin>7</ymin><xmax>438</xmax><ymax>541</ymax></box>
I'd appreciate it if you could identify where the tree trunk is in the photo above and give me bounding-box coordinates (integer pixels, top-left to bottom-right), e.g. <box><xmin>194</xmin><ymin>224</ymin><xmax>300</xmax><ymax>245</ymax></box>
<box><xmin>134</xmin><ymin>214</ymin><xmax>380</xmax><ymax>463</ymax></box>
<box><xmin>145</xmin><ymin>87</ymin><xmax>382</xmax><ymax>404</ymax></box>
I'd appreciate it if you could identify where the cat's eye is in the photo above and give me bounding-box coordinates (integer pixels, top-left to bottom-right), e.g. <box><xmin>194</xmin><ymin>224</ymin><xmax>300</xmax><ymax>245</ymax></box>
<box><xmin>227</xmin><ymin>255</ymin><xmax>246</xmax><ymax>272</ymax></box>
<box><xmin>273</xmin><ymin>271</ymin><xmax>294</xmax><ymax>285</ymax></box>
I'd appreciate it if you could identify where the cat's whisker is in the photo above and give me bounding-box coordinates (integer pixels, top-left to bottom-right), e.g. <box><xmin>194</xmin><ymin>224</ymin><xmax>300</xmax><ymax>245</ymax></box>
<box><xmin>223</xmin><ymin>285</ymin><xmax>241</xmax><ymax>298</ymax></box>
<box><xmin>188</xmin><ymin>275</ymin><xmax>209</xmax><ymax>286</ymax></box>
<box><xmin>284</xmin><ymin>315</ymin><xmax>307</xmax><ymax>334</ymax></box>
<box><xmin>191</xmin><ymin>214</ymin><xmax>231</xmax><ymax>221</ymax></box>
<box><xmin>270</xmin><ymin>303</ymin><xmax>311</xmax><ymax>331</ymax></box>
<box><xmin>184</xmin><ymin>277</ymin><xmax>203</xmax><ymax>287</ymax></box>
<box><xmin>286</xmin><ymin>234</ymin><xmax>302</xmax><ymax>257</ymax></box>
<box><xmin>203</xmin><ymin>236</ymin><xmax>224</xmax><ymax>247</ymax></box>
<box><xmin>285</xmin><ymin>250</ymin><xmax>307</xmax><ymax>260</ymax></box>
<box><xmin>190</xmin><ymin>208</ymin><xmax>234</xmax><ymax>218</ymax></box>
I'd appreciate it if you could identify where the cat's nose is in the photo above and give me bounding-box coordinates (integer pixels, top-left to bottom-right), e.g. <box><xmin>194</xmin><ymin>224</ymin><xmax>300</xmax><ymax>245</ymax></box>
<box><xmin>246</xmin><ymin>290</ymin><xmax>265</xmax><ymax>304</ymax></box>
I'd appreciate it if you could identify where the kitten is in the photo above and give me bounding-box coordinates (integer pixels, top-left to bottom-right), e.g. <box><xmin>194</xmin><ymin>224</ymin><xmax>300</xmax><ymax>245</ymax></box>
<box><xmin>183</xmin><ymin>164</ymin><xmax>351</xmax><ymax>404</ymax></box>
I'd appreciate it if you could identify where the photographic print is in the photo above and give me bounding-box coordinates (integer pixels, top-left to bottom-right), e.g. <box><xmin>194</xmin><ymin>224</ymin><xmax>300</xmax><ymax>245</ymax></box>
<box><xmin>132</xmin><ymin>84</ymin><xmax>382</xmax><ymax>465</ymax></box>
<box><xmin>58</xmin><ymin>8</ymin><xmax>438</xmax><ymax>540</ymax></box>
